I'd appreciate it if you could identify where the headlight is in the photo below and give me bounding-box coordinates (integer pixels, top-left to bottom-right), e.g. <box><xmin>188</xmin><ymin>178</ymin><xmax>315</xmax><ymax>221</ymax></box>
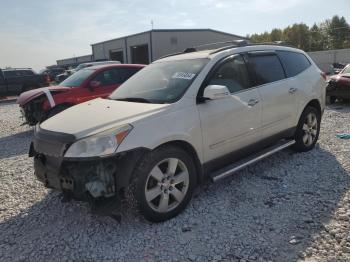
<box><xmin>64</xmin><ymin>124</ymin><xmax>132</xmax><ymax>158</ymax></box>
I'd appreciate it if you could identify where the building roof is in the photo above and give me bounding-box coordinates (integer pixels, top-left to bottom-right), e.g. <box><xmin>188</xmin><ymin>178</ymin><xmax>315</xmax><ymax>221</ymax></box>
<box><xmin>91</xmin><ymin>28</ymin><xmax>248</xmax><ymax>46</ymax></box>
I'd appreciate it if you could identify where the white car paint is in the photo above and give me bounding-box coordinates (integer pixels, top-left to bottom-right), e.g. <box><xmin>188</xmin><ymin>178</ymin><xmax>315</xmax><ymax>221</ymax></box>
<box><xmin>40</xmin><ymin>45</ymin><xmax>326</xmax><ymax>164</ymax></box>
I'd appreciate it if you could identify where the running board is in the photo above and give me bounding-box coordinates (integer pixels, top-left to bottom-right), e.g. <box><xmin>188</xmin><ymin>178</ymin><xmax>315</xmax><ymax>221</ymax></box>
<box><xmin>210</xmin><ymin>140</ymin><xmax>295</xmax><ymax>182</ymax></box>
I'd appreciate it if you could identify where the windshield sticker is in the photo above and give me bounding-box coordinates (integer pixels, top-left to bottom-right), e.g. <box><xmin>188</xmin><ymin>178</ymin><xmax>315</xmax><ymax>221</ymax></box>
<box><xmin>172</xmin><ymin>72</ymin><xmax>196</xmax><ymax>80</ymax></box>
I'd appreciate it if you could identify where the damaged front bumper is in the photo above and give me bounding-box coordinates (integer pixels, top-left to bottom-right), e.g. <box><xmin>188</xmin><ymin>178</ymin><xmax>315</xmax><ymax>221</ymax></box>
<box><xmin>33</xmin><ymin>152</ymin><xmax>117</xmax><ymax>201</ymax></box>
<box><xmin>30</xmin><ymin>126</ymin><xmax>147</xmax><ymax>209</ymax></box>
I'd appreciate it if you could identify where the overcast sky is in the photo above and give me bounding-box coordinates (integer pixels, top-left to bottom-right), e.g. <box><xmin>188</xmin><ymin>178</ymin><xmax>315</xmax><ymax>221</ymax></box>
<box><xmin>0</xmin><ymin>0</ymin><xmax>349</xmax><ymax>71</ymax></box>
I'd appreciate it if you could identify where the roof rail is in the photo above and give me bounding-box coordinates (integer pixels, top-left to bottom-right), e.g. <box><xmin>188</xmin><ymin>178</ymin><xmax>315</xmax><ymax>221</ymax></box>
<box><xmin>158</xmin><ymin>40</ymin><xmax>294</xmax><ymax>60</ymax></box>
<box><xmin>210</xmin><ymin>41</ymin><xmax>294</xmax><ymax>54</ymax></box>
<box><xmin>158</xmin><ymin>40</ymin><xmax>249</xmax><ymax>60</ymax></box>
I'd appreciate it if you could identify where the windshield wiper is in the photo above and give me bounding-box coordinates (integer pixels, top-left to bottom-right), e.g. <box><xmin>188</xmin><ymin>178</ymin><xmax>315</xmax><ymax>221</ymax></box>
<box><xmin>115</xmin><ymin>97</ymin><xmax>152</xmax><ymax>103</ymax></box>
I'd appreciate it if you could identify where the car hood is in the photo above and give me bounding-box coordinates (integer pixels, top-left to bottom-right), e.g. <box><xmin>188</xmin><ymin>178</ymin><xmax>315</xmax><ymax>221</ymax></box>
<box><xmin>17</xmin><ymin>85</ymin><xmax>71</xmax><ymax>106</ymax></box>
<box><xmin>40</xmin><ymin>98</ymin><xmax>170</xmax><ymax>139</ymax></box>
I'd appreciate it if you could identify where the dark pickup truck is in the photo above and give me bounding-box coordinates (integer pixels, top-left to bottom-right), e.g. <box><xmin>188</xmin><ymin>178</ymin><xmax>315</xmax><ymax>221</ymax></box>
<box><xmin>0</xmin><ymin>68</ymin><xmax>47</xmax><ymax>97</ymax></box>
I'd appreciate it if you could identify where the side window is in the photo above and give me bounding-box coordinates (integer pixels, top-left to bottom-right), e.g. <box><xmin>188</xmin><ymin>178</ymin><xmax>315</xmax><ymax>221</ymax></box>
<box><xmin>3</xmin><ymin>71</ymin><xmax>17</xmax><ymax>78</ymax></box>
<box><xmin>248</xmin><ymin>53</ymin><xmax>285</xmax><ymax>85</ymax></box>
<box><xmin>117</xmin><ymin>68</ymin><xmax>142</xmax><ymax>83</ymax></box>
<box><xmin>93</xmin><ymin>69</ymin><xmax>119</xmax><ymax>86</ymax></box>
<box><xmin>23</xmin><ymin>70</ymin><xmax>34</xmax><ymax>76</ymax></box>
<box><xmin>208</xmin><ymin>55</ymin><xmax>251</xmax><ymax>93</ymax></box>
<box><xmin>277</xmin><ymin>51</ymin><xmax>311</xmax><ymax>77</ymax></box>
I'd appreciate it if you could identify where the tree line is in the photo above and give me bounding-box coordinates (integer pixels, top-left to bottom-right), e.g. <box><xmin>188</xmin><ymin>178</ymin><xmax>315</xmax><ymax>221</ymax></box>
<box><xmin>248</xmin><ymin>15</ymin><xmax>350</xmax><ymax>52</ymax></box>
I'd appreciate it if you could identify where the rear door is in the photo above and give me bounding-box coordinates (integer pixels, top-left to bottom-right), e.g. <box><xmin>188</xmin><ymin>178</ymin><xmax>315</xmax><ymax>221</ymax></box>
<box><xmin>246</xmin><ymin>51</ymin><xmax>296</xmax><ymax>139</ymax></box>
<box><xmin>198</xmin><ymin>54</ymin><xmax>262</xmax><ymax>162</ymax></box>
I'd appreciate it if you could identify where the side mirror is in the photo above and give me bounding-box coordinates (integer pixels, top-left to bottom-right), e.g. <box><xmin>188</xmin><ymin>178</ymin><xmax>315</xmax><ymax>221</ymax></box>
<box><xmin>89</xmin><ymin>80</ymin><xmax>101</xmax><ymax>90</ymax></box>
<box><xmin>203</xmin><ymin>85</ymin><xmax>230</xmax><ymax>100</ymax></box>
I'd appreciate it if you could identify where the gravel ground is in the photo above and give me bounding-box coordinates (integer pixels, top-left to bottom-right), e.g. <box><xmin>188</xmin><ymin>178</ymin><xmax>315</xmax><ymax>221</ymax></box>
<box><xmin>0</xmin><ymin>101</ymin><xmax>349</xmax><ymax>262</ymax></box>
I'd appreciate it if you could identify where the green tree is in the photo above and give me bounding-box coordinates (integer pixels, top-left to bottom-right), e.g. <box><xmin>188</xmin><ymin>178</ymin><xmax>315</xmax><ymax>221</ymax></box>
<box><xmin>327</xmin><ymin>15</ymin><xmax>350</xmax><ymax>49</ymax></box>
<box><xmin>309</xmin><ymin>24</ymin><xmax>326</xmax><ymax>51</ymax></box>
<box><xmin>283</xmin><ymin>23</ymin><xmax>310</xmax><ymax>50</ymax></box>
<box><xmin>270</xmin><ymin>28</ymin><xmax>283</xmax><ymax>41</ymax></box>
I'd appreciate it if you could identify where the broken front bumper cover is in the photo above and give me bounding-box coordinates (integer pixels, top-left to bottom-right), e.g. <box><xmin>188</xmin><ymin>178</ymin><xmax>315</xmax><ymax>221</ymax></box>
<box><xmin>33</xmin><ymin>152</ymin><xmax>116</xmax><ymax>201</ymax></box>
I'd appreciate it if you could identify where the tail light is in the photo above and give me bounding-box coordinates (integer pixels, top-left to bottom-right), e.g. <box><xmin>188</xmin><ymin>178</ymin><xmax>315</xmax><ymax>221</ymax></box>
<box><xmin>321</xmin><ymin>72</ymin><xmax>327</xmax><ymax>81</ymax></box>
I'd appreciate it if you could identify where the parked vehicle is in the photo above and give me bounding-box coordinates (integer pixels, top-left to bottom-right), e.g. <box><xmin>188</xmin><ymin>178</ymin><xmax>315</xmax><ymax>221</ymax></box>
<box><xmin>75</xmin><ymin>61</ymin><xmax>121</xmax><ymax>71</ymax></box>
<box><xmin>332</xmin><ymin>62</ymin><xmax>346</xmax><ymax>75</ymax></box>
<box><xmin>17</xmin><ymin>64</ymin><xmax>144</xmax><ymax>125</ymax></box>
<box><xmin>55</xmin><ymin>69</ymin><xmax>75</xmax><ymax>83</ymax></box>
<box><xmin>30</xmin><ymin>42</ymin><xmax>326</xmax><ymax>222</ymax></box>
<box><xmin>40</xmin><ymin>67</ymin><xmax>66</xmax><ymax>82</ymax></box>
<box><xmin>0</xmin><ymin>68</ymin><xmax>47</xmax><ymax>96</ymax></box>
<box><xmin>327</xmin><ymin>64</ymin><xmax>350</xmax><ymax>103</ymax></box>
<box><xmin>54</xmin><ymin>61</ymin><xmax>121</xmax><ymax>83</ymax></box>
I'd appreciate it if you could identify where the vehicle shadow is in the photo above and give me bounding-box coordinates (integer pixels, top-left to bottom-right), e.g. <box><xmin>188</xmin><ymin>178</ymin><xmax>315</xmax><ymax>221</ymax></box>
<box><xmin>0</xmin><ymin>146</ymin><xmax>349</xmax><ymax>261</ymax></box>
<box><xmin>0</xmin><ymin>130</ymin><xmax>33</xmax><ymax>159</ymax></box>
<box><xmin>327</xmin><ymin>101</ymin><xmax>350</xmax><ymax>113</ymax></box>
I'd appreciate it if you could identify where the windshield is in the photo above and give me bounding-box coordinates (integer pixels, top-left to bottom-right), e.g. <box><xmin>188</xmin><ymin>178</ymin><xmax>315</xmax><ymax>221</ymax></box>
<box><xmin>341</xmin><ymin>65</ymin><xmax>350</xmax><ymax>74</ymax></box>
<box><xmin>59</xmin><ymin>69</ymin><xmax>94</xmax><ymax>87</ymax></box>
<box><xmin>109</xmin><ymin>58</ymin><xmax>208</xmax><ymax>103</ymax></box>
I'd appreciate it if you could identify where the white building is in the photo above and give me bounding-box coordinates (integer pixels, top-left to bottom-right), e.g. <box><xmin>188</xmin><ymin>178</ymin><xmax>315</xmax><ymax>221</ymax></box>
<box><xmin>91</xmin><ymin>29</ymin><xmax>247</xmax><ymax>64</ymax></box>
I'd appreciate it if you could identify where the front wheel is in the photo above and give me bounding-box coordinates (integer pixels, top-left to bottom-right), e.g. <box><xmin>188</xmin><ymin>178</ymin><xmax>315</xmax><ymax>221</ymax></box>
<box><xmin>293</xmin><ymin>106</ymin><xmax>321</xmax><ymax>152</ymax></box>
<box><xmin>130</xmin><ymin>145</ymin><xmax>197</xmax><ymax>222</ymax></box>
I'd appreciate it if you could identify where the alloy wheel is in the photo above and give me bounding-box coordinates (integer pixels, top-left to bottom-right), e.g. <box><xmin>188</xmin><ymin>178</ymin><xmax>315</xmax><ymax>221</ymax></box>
<box><xmin>302</xmin><ymin>112</ymin><xmax>318</xmax><ymax>147</ymax></box>
<box><xmin>144</xmin><ymin>158</ymin><xmax>189</xmax><ymax>213</ymax></box>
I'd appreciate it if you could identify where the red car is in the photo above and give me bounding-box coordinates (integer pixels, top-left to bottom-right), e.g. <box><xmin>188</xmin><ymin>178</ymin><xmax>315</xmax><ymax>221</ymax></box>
<box><xmin>17</xmin><ymin>64</ymin><xmax>145</xmax><ymax>125</ymax></box>
<box><xmin>327</xmin><ymin>64</ymin><xmax>350</xmax><ymax>103</ymax></box>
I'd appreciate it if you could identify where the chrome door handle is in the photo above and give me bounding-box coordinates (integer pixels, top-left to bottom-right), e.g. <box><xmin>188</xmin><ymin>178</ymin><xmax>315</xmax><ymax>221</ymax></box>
<box><xmin>289</xmin><ymin>87</ymin><xmax>298</xmax><ymax>94</ymax></box>
<box><xmin>248</xmin><ymin>99</ymin><xmax>259</xmax><ymax>106</ymax></box>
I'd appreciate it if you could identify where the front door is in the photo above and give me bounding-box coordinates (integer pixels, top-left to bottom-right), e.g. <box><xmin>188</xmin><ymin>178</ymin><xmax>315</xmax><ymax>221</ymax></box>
<box><xmin>198</xmin><ymin>54</ymin><xmax>262</xmax><ymax>163</ymax></box>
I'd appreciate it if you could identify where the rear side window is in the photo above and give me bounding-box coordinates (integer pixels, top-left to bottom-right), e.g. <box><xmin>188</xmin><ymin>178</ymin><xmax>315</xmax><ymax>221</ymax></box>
<box><xmin>277</xmin><ymin>51</ymin><xmax>311</xmax><ymax>77</ymax></box>
<box><xmin>248</xmin><ymin>53</ymin><xmax>285</xmax><ymax>85</ymax></box>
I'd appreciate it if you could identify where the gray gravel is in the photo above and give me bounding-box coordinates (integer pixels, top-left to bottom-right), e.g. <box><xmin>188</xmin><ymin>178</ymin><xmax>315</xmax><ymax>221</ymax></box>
<box><xmin>0</xmin><ymin>101</ymin><xmax>350</xmax><ymax>262</ymax></box>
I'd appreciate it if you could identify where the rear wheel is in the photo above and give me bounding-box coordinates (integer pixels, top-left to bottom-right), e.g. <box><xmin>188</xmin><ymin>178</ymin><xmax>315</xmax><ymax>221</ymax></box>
<box><xmin>293</xmin><ymin>106</ymin><xmax>321</xmax><ymax>152</ymax></box>
<box><xmin>130</xmin><ymin>145</ymin><xmax>196</xmax><ymax>222</ymax></box>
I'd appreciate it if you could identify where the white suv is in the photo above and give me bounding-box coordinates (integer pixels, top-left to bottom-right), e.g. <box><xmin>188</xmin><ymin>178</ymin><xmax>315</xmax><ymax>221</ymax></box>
<box><xmin>31</xmin><ymin>43</ymin><xmax>326</xmax><ymax>222</ymax></box>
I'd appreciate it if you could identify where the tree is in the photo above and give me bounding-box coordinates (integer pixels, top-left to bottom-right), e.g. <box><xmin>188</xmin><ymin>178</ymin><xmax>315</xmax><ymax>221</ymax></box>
<box><xmin>248</xmin><ymin>15</ymin><xmax>350</xmax><ymax>52</ymax></box>
<box><xmin>270</xmin><ymin>29</ymin><xmax>283</xmax><ymax>41</ymax></box>
<box><xmin>327</xmin><ymin>15</ymin><xmax>350</xmax><ymax>49</ymax></box>
<box><xmin>309</xmin><ymin>24</ymin><xmax>325</xmax><ymax>51</ymax></box>
<box><xmin>282</xmin><ymin>23</ymin><xmax>310</xmax><ymax>50</ymax></box>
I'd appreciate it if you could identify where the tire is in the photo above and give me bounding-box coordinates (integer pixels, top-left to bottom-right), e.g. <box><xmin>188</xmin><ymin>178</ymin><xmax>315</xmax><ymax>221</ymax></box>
<box><xmin>45</xmin><ymin>104</ymin><xmax>71</xmax><ymax>120</ymax></box>
<box><xmin>293</xmin><ymin>106</ymin><xmax>321</xmax><ymax>152</ymax></box>
<box><xmin>129</xmin><ymin>145</ymin><xmax>197</xmax><ymax>222</ymax></box>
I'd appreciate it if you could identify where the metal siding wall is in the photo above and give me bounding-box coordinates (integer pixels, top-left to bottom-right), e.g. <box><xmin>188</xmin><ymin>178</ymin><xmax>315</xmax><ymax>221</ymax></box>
<box><xmin>102</xmin><ymin>39</ymin><xmax>126</xmax><ymax>62</ymax></box>
<box><xmin>92</xmin><ymin>44</ymin><xmax>105</xmax><ymax>60</ymax></box>
<box><xmin>76</xmin><ymin>55</ymin><xmax>93</xmax><ymax>63</ymax></box>
<box><xmin>57</xmin><ymin>58</ymin><xmax>77</xmax><ymax>66</ymax></box>
<box><xmin>152</xmin><ymin>31</ymin><xmax>243</xmax><ymax>61</ymax></box>
<box><xmin>308</xmin><ymin>49</ymin><xmax>350</xmax><ymax>73</ymax></box>
<box><xmin>126</xmin><ymin>32</ymin><xmax>151</xmax><ymax>63</ymax></box>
